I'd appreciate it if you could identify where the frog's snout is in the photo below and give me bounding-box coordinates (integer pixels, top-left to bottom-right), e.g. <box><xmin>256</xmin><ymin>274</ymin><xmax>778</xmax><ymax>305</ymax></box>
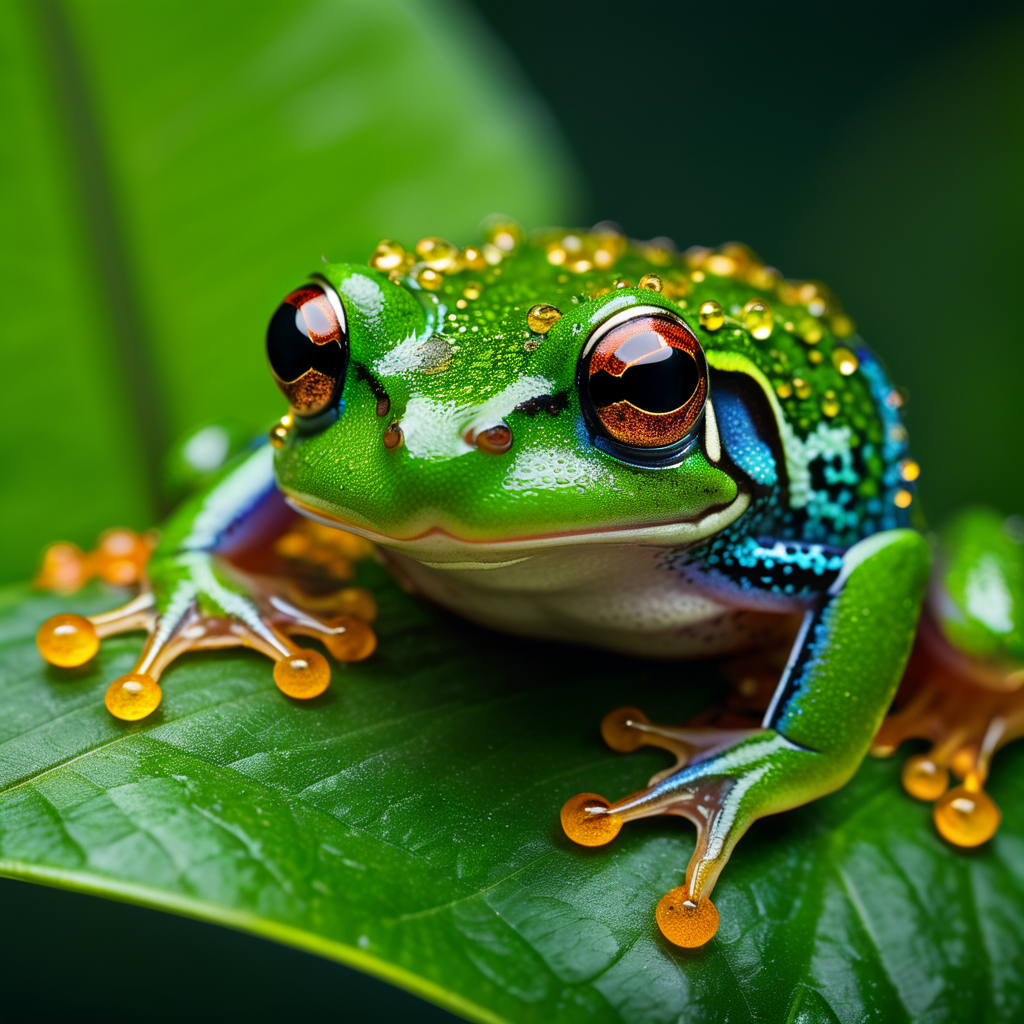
<box><xmin>377</xmin><ymin>419</ymin><xmax>514</xmax><ymax>456</ymax></box>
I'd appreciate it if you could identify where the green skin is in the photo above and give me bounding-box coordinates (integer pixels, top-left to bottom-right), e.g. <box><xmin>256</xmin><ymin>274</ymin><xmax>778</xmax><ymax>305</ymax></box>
<box><xmin>81</xmin><ymin>229</ymin><xmax>1024</xmax><ymax>913</ymax></box>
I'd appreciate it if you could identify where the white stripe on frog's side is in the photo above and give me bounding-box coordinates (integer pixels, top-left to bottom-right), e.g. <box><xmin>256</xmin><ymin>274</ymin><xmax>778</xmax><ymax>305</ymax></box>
<box><xmin>183</xmin><ymin>443</ymin><xmax>276</xmax><ymax>551</ymax></box>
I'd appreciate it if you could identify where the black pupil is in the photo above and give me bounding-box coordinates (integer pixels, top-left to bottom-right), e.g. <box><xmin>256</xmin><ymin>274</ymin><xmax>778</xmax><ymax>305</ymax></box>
<box><xmin>589</xmin><ymin>345</ymin><xmax>699</xmax><ymax>413</ymax></box>
<box><xmin>266</xmin><ymin>297</ymin><xmax>346</xmax><ymax>384</ymax></box>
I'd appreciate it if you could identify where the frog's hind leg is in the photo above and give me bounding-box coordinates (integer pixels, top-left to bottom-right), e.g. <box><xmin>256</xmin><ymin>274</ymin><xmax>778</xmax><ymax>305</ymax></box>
<box><xmin>873</xmin><ymin>508</ymin><xmax>1024</xmax><ymax>847</ymax></box>
<box><xmin>598</xmin><ymin>706</ymin><xmax>762</xmax><ymax>784</ymax></box>
<box><xmin>562</xmin><ymin>729</ymin><xmax>811</xmax><ymax>947</ymax></box>
<box><xmin>562</xmin><ymin>529</ymin><xmax>932</xmax><ymax>950</ymax></box>
<box><xmin>872</xmin><ymin>625</ymin><xmax>1024</xmax><ymax>847</ymax></box>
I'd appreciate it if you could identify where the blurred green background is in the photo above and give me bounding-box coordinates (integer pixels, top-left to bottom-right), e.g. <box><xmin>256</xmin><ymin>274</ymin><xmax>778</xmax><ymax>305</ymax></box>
<box><xmin>2</xmin><ymin>0</ymin><xmax>1022</xmax><ymax>587</ymax></box>
<box><xmin>1</xmin><ymin>0</ymin><xmax>1021</xmax><ymax>1019</ymax></box>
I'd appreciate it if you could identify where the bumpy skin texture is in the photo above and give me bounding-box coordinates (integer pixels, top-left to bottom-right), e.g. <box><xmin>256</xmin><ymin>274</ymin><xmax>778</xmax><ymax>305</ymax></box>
<box><xmin>37</xmin><ymin>224</ymin><xmax>1023</xmax><ymax>949</ymax></box>
<box><xmin>276</xmin><ymin>239</ymin><xmax>913</xmax><ymax>550</ymax></box>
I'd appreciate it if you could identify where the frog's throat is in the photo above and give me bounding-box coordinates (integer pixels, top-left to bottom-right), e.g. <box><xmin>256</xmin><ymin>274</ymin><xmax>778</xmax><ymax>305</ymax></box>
<box><xmin>284</xmin><ymin>490</ymin><xmax>750</xmax><ymax>567</ymax></box>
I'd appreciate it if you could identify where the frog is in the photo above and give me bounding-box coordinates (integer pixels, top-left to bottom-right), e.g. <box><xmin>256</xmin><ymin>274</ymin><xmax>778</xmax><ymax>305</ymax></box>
<box><xmin>36</xmin><ymin>218</ymin><xmax>1024</xmax><ymax>949</ymax></box>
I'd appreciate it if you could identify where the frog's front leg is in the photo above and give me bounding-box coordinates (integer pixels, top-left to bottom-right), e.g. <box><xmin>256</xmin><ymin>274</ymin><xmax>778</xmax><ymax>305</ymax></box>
<box><xmin>36</xmin><ymin>443</ymin><xmax>376</xmax><ymax>720</ymax></box>
<box><xmin>561</xmin><ymin>528</ymin><xmax>931</xmax><ymax>948</ymax></box>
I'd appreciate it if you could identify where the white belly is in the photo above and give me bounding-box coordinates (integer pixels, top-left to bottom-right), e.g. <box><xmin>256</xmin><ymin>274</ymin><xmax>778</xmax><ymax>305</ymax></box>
<box><xmin>288</xmin><ymin>490</ymin><xmax>788</xmax><ymax>658</ymax></box>
<box><xmin>377</xmin><ymin>541</ymin><xmax>783</xmax><ymax>659</ymax></box>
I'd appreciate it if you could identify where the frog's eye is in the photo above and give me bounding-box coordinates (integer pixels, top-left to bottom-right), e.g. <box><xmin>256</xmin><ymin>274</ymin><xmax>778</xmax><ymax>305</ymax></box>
<box><xmin>266</xmin><ymin>282</ymin><xmax>348</xmax><ymax>416</ymax></box>
<box><xmin>581</xmin><ymin>312</ymin><xmax>708</xmax><ymax>450</ymax></box>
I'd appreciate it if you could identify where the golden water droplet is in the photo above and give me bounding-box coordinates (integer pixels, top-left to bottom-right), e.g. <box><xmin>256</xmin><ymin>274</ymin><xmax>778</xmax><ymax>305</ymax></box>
<box><xmin>546</xmin><ymin>245</ymin><xmax>567</xmax><ymax>266</ymax></box>
<box><xmin>706</xmin><ymin>253</ymin><xmax>737</xmax><ymax>277</ymax></box>
<box><xmin>894</xmin><ymin>489</ymin><xmax>913</xmax><ymax>509</ymax></box>
<box><xmin>480</xmin><ymin>215</ymin><xmax>523</xmax><ymax>253</ymax></box>
<box><xmin>37</xmin><ymin>613</ymin><xmax>99</xmax><ymax>667</ymax></box>
<box><xmin>527</xmin><ymin>304</ymin><xmax>562</xmax><ymax>334</ymax></box>
<box><xmin>742</xmin><ymin>298</ymin><xmax>774</xmax><ymax>340</ymax></box>
<box><xmin>900</xmin><ymin>459</ymin><xmax>921</xmax><ymax>482</ymax></box>
<box><xmin>796</xmin><ymin>317</ymin><xmax>823</xmax><ymax>344</ymax></box>
<box><xmin>269</xmin><ymin>422</ymin><xmax>289</xmax><ymax>449</ymax></box>
<box><xmin>416</xmin><ymin>266</ymin><xmax>444</xmax><ymax>291</ymax></box>
<box><xmin>747</xmin><ymin>264</ymin><xmax>780</xmax><ymax>290</ymax></box>
<box><xmin>105</xmin><ymin>673</ymin><xmax>162</xmax><ymax>720</ymax></box>
<box><xmin>808</xmin><ymin>350</ymin><xmax>824</xmax><ymax>364</ymax></box>
<box><xmin>684</xmin><ymin>245</ymin><xmax>711</xmax><ymax>269</ymax></box>
<box><xmin>415</xmin><ymin>236</ymin><xmax>458</xmax><ymax>268</ymax></box>
<box><xmin>830</xmin><ymin>313</ymin><xmax>856</xmax><ymax>338</ymax></box>
<box><xmin>463</xmin><ymin>282</ymin><xmax>482</xmax><ymax>300</ymax></box>
<box><xmin>462</xmin><ymin>245</ymin><xmax>488</xmax><ymax>271</ymax></box>
<box><xmin>274</xmin><ymin>650</ymin><xmax>331</xmax><ymax>699</ymax></box>
<box><xmin>776</xmin><ymin>381</ymin><xmax>793</xmax><ymax>399</ymax></box>
<box><xmin>369</xmin><ymin>239</ymin><xmax>406</xmax><ymax>272</ymax></box>
<box><xmin>560</xmin><ymin>793</ymin><xmax>621</xmax><ymax>847</ymax></box>
<box><xmin>691</xmin><ymin>270</ymin><xmax>706</xmax><ymax>283</ymax></box>
<box><xmin>482</xmin><ymin>243</ymin><xmax>503</xmax><ymax>265</ymax></box>
<box><xmin>822</xmin><ymin>397</ymin><xmax>841</xmax><ymax>417</ymax></box>
<box><xmin>793</xmin><ymin>377</ymin><xmax>812</xmax><ymax>400</ymax></box>
<box><xmin>699</xmin><ymin>300</ymin><xmax>724</xmax><ymax>331</ymax></box>
<box><xmin>591</xmin><ymin>224</ymin><xmax>627</xmax><ymax>261</ymax></box>
<box><xmin>638</xmin><ymin>273</ymin><xmax>663</xmax><ymax>293</ymax></box>
<box><xmin>656</xmin><ymin>888</ymin><xmax>720</xmax><ymax>948</ymax></box>
<box><xmin>833</xmin><ymin>348</ymin><xmax>859</xmax><ymax>375</ymax></box>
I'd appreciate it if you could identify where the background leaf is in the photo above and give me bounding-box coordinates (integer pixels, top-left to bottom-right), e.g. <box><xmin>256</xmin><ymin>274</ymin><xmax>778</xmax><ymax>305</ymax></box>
<box><xmin>0</xmin><ymin>0</ymin><xmax>577</xmax><ymax>584</ymax></box>
<box><xmin>2</xmin><ymin>571</ymin><xmax>1022</xmax><ymax>1023</ymax></box>
<box><xmin>4</xmin><ymin>1</ymin><xmax>1024</xmax><ymax>1019</ymax></box>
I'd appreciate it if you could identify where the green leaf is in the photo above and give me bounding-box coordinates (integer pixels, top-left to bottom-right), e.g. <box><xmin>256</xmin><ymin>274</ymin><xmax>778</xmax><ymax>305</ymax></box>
<box><xmin>0</xmin><ymin>0</ymin><xmax>576</xmax><ymax>584</ymax></box>
<box><xmin>2</xmin><ymin>571</ymin><xmax>1022</xmax><ymax>1023</ymax></box>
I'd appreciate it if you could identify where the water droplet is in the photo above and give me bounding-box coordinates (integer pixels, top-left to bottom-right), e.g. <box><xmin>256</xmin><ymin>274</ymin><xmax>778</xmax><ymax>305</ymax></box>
<box><xmin>699</xmin><ymin>300</ymin><xmax>724</xmax><ymax>331</ymax></box>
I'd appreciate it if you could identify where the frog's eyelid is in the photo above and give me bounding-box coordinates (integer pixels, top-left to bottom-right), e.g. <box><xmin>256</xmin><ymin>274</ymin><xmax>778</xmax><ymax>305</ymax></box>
<box><xmin>310</xmin><ymin>275</ymin><xmax>348</xmax><ymax>337</ymax></box>
<box><xmin>579</xmin><ymin>304</ymin><xmax>670</xmax><ymax>361</ymax></box>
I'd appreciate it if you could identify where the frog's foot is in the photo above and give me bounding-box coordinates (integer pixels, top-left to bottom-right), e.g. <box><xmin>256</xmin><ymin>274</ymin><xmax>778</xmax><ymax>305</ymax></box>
<box><xmin>872</xmin><ymin>636</ymin><xmax>1024</xmax><ymax>847</ymax></box>
<box><xmin>271</xmin><ymin>519</ymin><xmax>377</xmax><ymax>585</ymax></box>
<box><xmin>562</xmin><ymin>706</ymin><xmax>770</xmax><ymax>949</ymax></box>
<box><xmin>35</xmin><ymin>528</ymin><xmax>155</xmax><ymax>593</ymax></box>
<box><xmin>36</xmin><ymin>556</ymin><xmax>376</xmax><ymax>721</ymax></box>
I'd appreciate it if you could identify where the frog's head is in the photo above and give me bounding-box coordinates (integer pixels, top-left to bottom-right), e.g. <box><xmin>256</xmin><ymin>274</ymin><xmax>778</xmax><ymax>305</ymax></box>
<box><xmin>267</xmin><ymin>223</ymin><xmax>749</xmax><ymax>564</ymax></box>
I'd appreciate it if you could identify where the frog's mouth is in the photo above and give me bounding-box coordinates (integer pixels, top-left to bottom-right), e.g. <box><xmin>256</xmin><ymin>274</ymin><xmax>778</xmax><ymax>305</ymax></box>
<box><xmin>284</xmin><ymin>491</ymin><xmax>750</xmax><ymax>569</ymax></box>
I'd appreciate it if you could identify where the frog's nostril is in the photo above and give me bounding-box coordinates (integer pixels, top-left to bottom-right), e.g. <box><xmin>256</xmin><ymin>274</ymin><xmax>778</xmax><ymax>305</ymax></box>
<box><xmin>382</xmin><ymin>422</ymin><xmax>404</xmax><ymax>450</ymax></box>
<box><xmin>467</xmin><ymin>424</ymin><xmax>513</xmax><ymax>455</ymax></box>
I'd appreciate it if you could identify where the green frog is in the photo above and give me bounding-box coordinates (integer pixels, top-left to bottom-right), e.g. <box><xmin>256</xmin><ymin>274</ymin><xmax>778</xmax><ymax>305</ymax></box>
<box><xmin>36</xmin><ymin>219</ymin><xmax>1024</xmax><ymax>949</ymax></box>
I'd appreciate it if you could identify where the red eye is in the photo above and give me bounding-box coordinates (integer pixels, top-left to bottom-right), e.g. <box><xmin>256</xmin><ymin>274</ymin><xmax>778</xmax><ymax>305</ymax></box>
<box><xmin>582</xmin><ymin>314</ymin><xmax>707</xmax><ymax>449</ymax></box>
<box><xmin>266</xmin><ymin>284</ymin><xmax>348</xmax><ymax>416</ymax></box>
